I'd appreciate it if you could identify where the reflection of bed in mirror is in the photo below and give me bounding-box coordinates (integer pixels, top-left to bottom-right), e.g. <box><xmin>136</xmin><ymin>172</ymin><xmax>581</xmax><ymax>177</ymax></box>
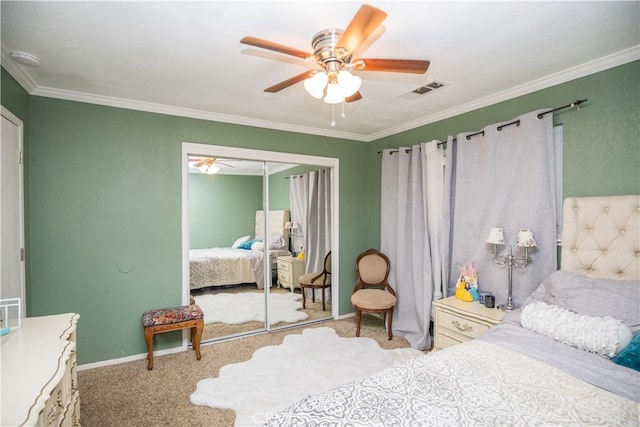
<box><xmin>189</xmin><ymin>210</ymin><xmax>291</xmax><ymax>290</ymax></box>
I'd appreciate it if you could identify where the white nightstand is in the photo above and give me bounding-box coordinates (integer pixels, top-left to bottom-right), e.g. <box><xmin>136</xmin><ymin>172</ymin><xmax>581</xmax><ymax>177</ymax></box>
<box><xmin>432</xmin><ymin>295</ymin><xmax>506</xmax><ymax>350</ymax></box>
<box><xmin>276</xmin><ymin>256</ymin><xmax>305</xmax><ymax>292</ymax></box>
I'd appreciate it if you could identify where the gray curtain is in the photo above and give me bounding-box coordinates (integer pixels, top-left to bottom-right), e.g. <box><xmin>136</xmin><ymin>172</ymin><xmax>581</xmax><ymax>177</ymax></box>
<box><xmin>442</xmin><ymin>110</ymin><xmax>557</xmax><ymax>307</ymax></box>
<box><xmin>381</xmin><ymin>141</ymin><xmax>444</xmax><ymax>350</ymax></box>
<box><xmin>289</xmin><ymin>174</ymin><xmax>307</xmax><ymax>255</ymax></box>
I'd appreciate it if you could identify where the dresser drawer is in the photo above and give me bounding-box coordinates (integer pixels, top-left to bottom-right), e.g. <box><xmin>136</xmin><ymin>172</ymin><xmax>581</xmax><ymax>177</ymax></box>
<box><xmin>278</xmin><ymin>270</ymin><xmax>292</xmax><ymax>283</ymax></box>
<box><xmin>436</xmin><ymin>332</ymin><xmax>467</xmax><ymax>350</ymax></box>
<box><xmin>277</xmin><ymin>260</ymin><xmax>291</xmax><ymax>273</ymax></box>
<box><xmin>438</xmin><ymin>311</ymin><xmax>490</xmax><ymax>340</ymax></box>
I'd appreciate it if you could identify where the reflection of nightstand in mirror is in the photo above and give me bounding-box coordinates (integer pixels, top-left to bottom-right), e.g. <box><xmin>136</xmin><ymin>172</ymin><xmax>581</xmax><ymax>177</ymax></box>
<box><xmin>432</xmin><ymin>296</ymin><xmax>506</xmax><ymax>350</ymax></box>
<box><xmin>276</xmin><ymin>256</ymin><xmax>305</xmax><ymax>292</ymax></box>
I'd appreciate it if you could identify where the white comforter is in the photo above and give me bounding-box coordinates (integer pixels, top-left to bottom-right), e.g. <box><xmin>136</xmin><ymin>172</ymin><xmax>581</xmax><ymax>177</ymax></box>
<box><xmin>189</xmin><ymin>248</ymin><xmax>262</xmax><ymax>290</ymax></box>
<box><xmin>266</xmin><ymin>339</ymin><xmax>638</xmax><ymax>426</ymax></box>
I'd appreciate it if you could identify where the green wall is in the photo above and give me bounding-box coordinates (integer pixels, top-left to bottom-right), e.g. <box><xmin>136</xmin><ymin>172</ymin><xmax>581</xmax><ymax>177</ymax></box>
<box><xmin>188</xmin><ymin>174</ymin><xmax>263</xmax><ymax>248</ymax></box>
<box><xmin>9</xmin><ymin>90</ymin><xmax>368</xmax><ymax>364</ymax></box>
<box><xmin>2</xmin><ymin>61</ymin><xmax>638</xmax><ymax>365</ymax></box>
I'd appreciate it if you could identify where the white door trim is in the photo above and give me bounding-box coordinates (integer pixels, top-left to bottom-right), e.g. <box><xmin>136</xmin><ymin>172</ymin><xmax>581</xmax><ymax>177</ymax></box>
<box><xmin>1</xmin><ymin>106</ymin><xmax>26</xmax><ymax>316</ymax></box>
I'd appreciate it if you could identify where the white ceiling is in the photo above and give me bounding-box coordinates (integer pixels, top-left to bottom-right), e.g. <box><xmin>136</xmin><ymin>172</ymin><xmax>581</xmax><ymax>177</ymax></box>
<box><xmin>1</xmin><ymin>1</ymin><xmax>638</xmax><ymax>142</ymax></box>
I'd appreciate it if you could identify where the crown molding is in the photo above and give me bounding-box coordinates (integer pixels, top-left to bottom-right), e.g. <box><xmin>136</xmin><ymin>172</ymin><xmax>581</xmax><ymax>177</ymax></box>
<box><xmin>29</xmin><ymin>86</ymin><xmax>369</xmax><ymax>142</ymax></box>
<box><xmin>4</xmin><ymin>45</ymin><xmax>638</xmax><ymax>143</ymax></box>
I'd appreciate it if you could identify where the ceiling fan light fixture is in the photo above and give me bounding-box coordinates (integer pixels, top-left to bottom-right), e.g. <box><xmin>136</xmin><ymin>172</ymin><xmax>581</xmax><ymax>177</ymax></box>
<box><xmin>303</xmin><ymin>72</ymin><xmax>328</xmax><ymax>99</ymax></box>
<box><xmin>323</xmin><ymin>82</ymin><xmax>345</xmax><ymax>104</ymax></box>
<box><xmin>198</xmin><ymin>163</ymin><xmax>220</xmax><ymax>175</ymax></box>
<box><xmin>337</xmin><ymin>70</ymin><xmax>361</xmax><ymax>97</ymax></box>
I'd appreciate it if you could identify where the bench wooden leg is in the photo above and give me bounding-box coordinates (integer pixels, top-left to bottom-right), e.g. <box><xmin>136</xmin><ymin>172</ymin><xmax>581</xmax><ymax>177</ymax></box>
<box><xmin>191</xmin><ymin>318</ymin><xmax>203</xmax><ymax>360</ymax></box>
<box><xmin>144</xmin><ymin>326</ymin><xmax>155</xmax><ymax>370</ymax></box>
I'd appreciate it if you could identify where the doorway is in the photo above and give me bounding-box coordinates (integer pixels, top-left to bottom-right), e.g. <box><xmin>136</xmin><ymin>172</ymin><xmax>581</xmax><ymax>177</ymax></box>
<box><xmin>1</xmin><ymin>106</ymin><xmax>26</xmax><ymax>317</ymax></box>
<box><xmin>182</xmin><ymin>143</ymin><xmax>339</xmax><ymax>343</ymax></box>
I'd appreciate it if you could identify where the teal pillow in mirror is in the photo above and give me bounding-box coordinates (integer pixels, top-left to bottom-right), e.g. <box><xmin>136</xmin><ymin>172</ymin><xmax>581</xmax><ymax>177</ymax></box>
<box><xmin>237</xmin><ymin>239</ymin><xmax>260</xmax><ymax>250</ymax></box>
<box><xmin>612</xmin><ymin>332</ymin><xmax>640</xmax><ymax>371</ymax></box>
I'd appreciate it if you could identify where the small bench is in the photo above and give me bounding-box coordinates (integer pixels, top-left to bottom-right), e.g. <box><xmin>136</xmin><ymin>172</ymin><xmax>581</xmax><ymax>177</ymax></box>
<box><xmin>142</xmin><ymin>304</ymin><xmax>204</xmax><ymax>370</ymax></box>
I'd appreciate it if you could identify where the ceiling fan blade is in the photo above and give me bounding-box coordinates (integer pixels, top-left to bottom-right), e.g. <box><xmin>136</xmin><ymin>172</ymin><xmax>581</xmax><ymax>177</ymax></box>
<box><xmin>264</xmin><ymin>70</ymin><xmax>316</xmax><ymax>93</ymax></box>
<box><xmin>345</xmin><ymin>91</ymin><xmax>362</xmax><ymax>103</ymax></box>
<box><xmin>217</xmin><ymin>162</ymin><xmax>236</xmax><ymax>168</ymax></box>
<box><xmin>192</xmin><ymin>161</ymin><xmax>204</xmax><ymax>168</ymax></box>
<box><xmin>241</xmin><ymin>36</ymin><xmax>311</xmax><ymax>60</ymax></box>
<box><xmin>336</xmin><ymin>5</ymin><xmax>387</xmax><ymax>54</ymax></box>
<box><xmin>355</xmin><ymin>58</ymin><xmax>430</xmax><ymax>74</ymax></box>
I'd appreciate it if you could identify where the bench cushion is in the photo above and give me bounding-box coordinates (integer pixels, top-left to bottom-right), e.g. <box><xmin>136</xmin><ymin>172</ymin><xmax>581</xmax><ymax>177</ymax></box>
<box><xmin>143</xmin><ymin>305</ymin><xmax>204</xmax><ymax>327</ymax></box>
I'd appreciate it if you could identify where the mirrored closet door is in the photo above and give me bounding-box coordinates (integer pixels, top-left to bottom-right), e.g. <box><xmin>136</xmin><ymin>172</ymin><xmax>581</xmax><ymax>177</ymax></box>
<box><xmin>182</xmin><ymin>143</ymin><xmax>339</xmax><ymax>344</ymax></box>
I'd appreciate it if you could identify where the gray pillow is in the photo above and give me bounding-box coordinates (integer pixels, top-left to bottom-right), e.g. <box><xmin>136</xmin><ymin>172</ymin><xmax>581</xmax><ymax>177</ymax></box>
<box><xmin>525</xmin><ymin>270</ymin><xmax>640</xmax><ymax>332</ymax></box>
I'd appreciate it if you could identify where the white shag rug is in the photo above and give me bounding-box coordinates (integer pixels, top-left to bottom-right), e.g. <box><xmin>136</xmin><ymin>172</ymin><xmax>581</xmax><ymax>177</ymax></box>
<box><xmin>190</xmin><ymin>327</ymin><xmax>423</xmax><ymax>426</ymax></box>
<box><xmin>193</xmin><ymin>292</ymin><xmax>309</xmax><ymax>325</ymax></box>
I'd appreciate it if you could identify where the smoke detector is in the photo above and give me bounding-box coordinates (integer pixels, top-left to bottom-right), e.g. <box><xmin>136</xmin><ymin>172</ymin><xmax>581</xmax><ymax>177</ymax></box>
<box><xmin>10</xmin><ymin>51</ymin><xmax>40</xmax><ymax>67</ymax></box>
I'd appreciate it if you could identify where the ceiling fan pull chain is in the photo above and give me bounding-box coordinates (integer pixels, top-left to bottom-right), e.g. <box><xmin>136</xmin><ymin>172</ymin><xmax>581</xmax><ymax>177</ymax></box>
<box><xmin>331</xmin><ymin>104</ymin><xmax>336</xmax><ymax>127</ymax></box>
<box><xmin>341</xmin><ymin>102</ymin><xmax>346</xmax><ymax>119</ymax></box>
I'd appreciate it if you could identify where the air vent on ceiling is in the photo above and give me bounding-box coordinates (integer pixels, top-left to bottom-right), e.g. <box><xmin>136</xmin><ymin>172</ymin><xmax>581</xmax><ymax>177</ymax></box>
<box><xmin>412</xmin><ymin>81</ymin><xmax>446</xmax><ymax>95</ymax></box>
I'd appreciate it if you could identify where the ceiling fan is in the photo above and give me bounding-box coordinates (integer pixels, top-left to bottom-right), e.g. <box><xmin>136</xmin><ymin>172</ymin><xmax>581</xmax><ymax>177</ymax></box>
<box><xmin>240</xmin><ymin>4</ymin><xmax>430</xmax><ymax>105</ymax></box>
<box><xmin>189</xmin><ymin>157</ymin><xmax>235</xmax><ymax>175</ymax></box>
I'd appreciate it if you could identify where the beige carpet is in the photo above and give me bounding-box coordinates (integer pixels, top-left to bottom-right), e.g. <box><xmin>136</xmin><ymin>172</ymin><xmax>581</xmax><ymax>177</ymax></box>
<box><xmin>78</xmin><ymin>316</ymin><xmax>417</xmax><ymax>427</ymax></box>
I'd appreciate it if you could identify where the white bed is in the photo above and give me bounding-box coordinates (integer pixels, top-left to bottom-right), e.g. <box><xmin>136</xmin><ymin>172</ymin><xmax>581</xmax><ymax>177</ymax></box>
<box><xmin>266</xmin><ymin>195</ymin><xmax>640</xmax><ymax>425</ymax></box>
<box><xmin>189</xmin><ymin>210</ymin><xmax>291</xmax><ymax>290</ymax></box>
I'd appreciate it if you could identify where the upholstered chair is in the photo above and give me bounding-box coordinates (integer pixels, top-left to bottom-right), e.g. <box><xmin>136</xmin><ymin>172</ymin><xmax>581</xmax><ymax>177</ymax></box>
<box><xmin>351</xmin><ymin>249</ymin><xmax>397</xmax><ymax>340</ymax></box>
<box><xmin>298</xmin><ymin>251</ymin><xmax>332</xmax><ymax>310</ymax></box>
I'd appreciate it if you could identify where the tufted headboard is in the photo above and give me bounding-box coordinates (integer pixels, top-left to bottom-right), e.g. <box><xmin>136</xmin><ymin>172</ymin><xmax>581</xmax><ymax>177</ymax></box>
<box><xmin>561</xmin><ymin>195</ymin><xmax>639</xmax><ymax>280</ymax></box>
<box><xmin>254</xmin><ymin>210</ymin><xmax>290</xmax><ymax>241</ymax></box>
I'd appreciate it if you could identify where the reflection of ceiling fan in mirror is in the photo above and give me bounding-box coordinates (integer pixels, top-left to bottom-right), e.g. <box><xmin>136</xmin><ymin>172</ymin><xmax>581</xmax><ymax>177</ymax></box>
<box><xmin>240</xmin><ymin>4</ymin><xmax>430</xmax><ymax>105</ymax></box>
<box><xmin>189</xmin><ymin>157</ymin><xmax>236</xmax><ymax>175</ymax></box>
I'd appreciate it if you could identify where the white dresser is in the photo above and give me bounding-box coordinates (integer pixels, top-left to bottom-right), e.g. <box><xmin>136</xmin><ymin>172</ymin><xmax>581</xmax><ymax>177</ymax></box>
<box><xmin>276</xmin><ymin>256</ymin><xmax>305</xmax><ymax>291</ymax></box>
<box><xmin>1</xmin><ymin>313</ymin><xmax>80</xmax><ymax>426</ymax></box>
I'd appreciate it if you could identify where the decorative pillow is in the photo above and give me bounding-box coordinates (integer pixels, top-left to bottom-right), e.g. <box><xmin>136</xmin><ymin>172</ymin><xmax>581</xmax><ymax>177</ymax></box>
<box><xmin>612</xmin><ymin>332</ymin><xmax>640</xmax><ymax>371</ymax></box>
<box><xmin>268</xmin><ymin>234</ymin><xmax>287</xmax><ymax>250</ymax></box>
<box><xmin>237</xmin><ymin>239</ymin><xmax>260</xmax><ymax>250</ymax></box>
<box><xmin>231</xmin><ymin>235</ymin><xmax>251</xmax><ymax>249</ymax></box>
<box><xmin>521</xmin><ymin>301</ymin><xmax>633</xmax><ymax>358</ymax></box>
<box><xmin>524</xmin><ymin>270</ymin><xmax>640</xmax><ymax>333</ymax></box>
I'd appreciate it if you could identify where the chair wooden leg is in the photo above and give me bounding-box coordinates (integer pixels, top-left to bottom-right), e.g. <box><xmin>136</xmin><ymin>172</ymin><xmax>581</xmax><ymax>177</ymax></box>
<box><xmin>355</xmin><ymin>310</ymin><xmax>362</xmax><ymax>337</ymax></box>
<box><xmin>311</xmin><ymin>288</ymin><xmax>316</xmax><ymax>303</ymax></box>
<box><xmin>387</xmin><ymin>310</ymin><xmax>394</xmax><ymax>340</ymax></box>
<box><xmin>144</xmin><ymin>327</ymin><xmax>155</xmax><ymax>370</ymax></box>
<box><xmin>321</xmin><ymin>288</ymin><xmax>326</xmax><ymax>311</ymax></box>
<box><xmin>302</xmin><ymin>288</ymin><xmax>307</xmax><ymax>309</ymax></box>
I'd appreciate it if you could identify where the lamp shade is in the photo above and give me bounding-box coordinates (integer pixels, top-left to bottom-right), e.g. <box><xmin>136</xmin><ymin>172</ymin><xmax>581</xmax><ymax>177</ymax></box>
<box><xmin>303</xmin><ymin>72</ymin><xmax>328</xmax><ymax>99</ymax></box>
<box><xmin>486</xmin><ymin>227</ymin><xmax>505</xmax><ymax>245</ymax></box>
<box><xmin>337</xmin><ymin>70</ymin><xmax>361</xmax><ymax>97</ymax></box>
<box><xmin>323</xmin><ymin>82</ymin><xmax>345</xmax><ymax>104</ymax></box>
<box><xmin>516</xmin><ymin>229</ymin><xmax>537</xmax><ymax>247</ymax></box>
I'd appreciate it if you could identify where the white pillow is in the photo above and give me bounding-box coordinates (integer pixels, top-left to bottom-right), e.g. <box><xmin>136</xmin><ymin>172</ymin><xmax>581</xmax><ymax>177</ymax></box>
<box><xmin>521</xmin><ymin>301</ymin><xmax>633</xmax><ymax>358</ymax></box>
<box><xmin>231</xmin><ymin>235</ymin><xmax>250</xmax><ymax>249</ymax></box>
<box><xmin>251</xmin><ymin>241</ymin><xmax>265</xmax><ymax>251</ymax></box>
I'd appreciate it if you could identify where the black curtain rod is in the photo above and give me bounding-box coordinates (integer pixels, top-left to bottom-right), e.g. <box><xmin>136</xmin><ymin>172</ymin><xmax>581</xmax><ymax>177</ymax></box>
<box><xmin>380</xmin><ymin>99</ymin><xmax>588</xmax><ymax>153</ymax></box>
<box><xmin>435</xmin><ymin>99</ymin><xmax>588</xmax><ymax>148</ymax></box>
<box><xmin>537</xmin><ymin>99</ymin><xmax>587</xmax><ymax>119</ymax></box>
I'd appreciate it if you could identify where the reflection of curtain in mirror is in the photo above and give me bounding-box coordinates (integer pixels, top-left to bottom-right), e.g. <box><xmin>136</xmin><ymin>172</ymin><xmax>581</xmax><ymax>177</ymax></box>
<box><xmin>289</xmin><ymin>175</ymin><xmax>308</xmax><ymax>255</ymax></box>
<box><xmin>381</xmin><ymin>142</ymin><xmax>443</xmax><ymax>351</ymax></box>
<box><xmin>289</xmin><ymin>169</ymin><xmax>332</xmax><ymax>274</ymax></box>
